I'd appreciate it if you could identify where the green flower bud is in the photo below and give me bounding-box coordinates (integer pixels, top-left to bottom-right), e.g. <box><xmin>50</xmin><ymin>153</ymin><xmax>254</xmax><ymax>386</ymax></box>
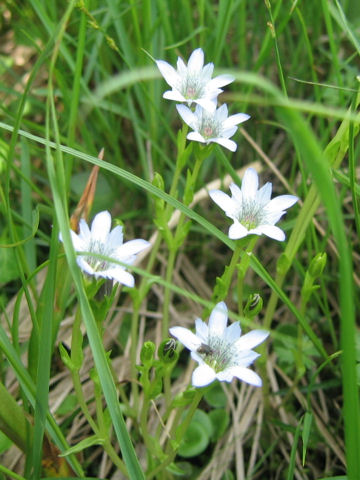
<box><xmin>140</xmin><ymin>341</ymin><xmax>155</xmax><ymax>366</ymax></box>
<box><xmin>244</xmin><ymin>293</ymin><xmax>263</xmax><ymax>318</ymax></box>
<box><xmin>308</xmin><ymin>252</ymin><xmax>327</xmax><ymax>278</ymax></box>
<box><xmin>158</xmin><ymin>338</ymin><xmax>179</xmax><ymax>364</ymax></box>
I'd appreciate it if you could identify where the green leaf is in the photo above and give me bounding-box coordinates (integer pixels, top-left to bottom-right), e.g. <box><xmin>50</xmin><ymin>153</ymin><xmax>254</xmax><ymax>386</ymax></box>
<box><xmin>59</xmin><ymin>435</ymin><xmax>105</xmax><ymax>457</ymax></box>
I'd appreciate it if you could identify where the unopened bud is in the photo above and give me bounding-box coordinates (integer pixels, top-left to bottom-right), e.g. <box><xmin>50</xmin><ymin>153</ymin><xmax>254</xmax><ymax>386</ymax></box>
<box><xmin>244</xmin><ymin>293</ymin><xmax>263</xmax><ymax>318</ymax></box>
<box><xmin>309</xmin><ymin>252</ymin><xmax>327</xmax><ymax>278</ymax></box>
<box><xmin>140</xmin><ymin>341</ymin><xmax>155</xmax><ymax>366</ymax></box>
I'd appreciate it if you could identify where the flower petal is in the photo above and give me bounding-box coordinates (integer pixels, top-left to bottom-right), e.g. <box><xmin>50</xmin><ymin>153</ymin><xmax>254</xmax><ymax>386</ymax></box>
<box><xmin>192</xmin><ymin>364</ymin><xmax>216</xmax><ymax>387</ymax></box>
<box><xmin>213</xmin><ymin>137</ymin><xmax>237</xmax><ymax>152</ymax></box>
<box><xmin>156</xmin><ymin>60</ymin><xmax>180</xmax><ymax>88</ymax></box>
<box><xmin>224</xmin><ymin>321</ymin><xmax>241</xmax><ymax>342</ymax></box>
<box><xmin>78</xmin><ymin>218</ymin><xmax>91</xmax><ymax>241</ymax></box>
<box><xmin>234</xmin><ymin>329</ymin><xmax>269</xmax><ymax>351</ymax></box>
<box><xmin>266</xmin><ymin>194</ymin><xmax>298</xmax><ymax>213</ymax></box>
<box><xmin>169</xmin><ymin>326</ymin><xmax>202</xmax><ymax>351</ymax></box>
<box><xmin>216</xmin><ymin>367</ymin><xmax>236</xmax><ymax>382</ymax></box>
<box><xmin>176</xmin><ymin>104</ymin><xmax>197</xmax><ymax>129</ymax></box>
<box><xmin>195</xmin><ymin>318</ymin><xmax>209</xmax><ymax>342</ymax></box>
<box><xmin>228</xmin><ymin>221</ymin><xmax>249</xmax><ymax>239</ymax></box>
<box><xmin>209</xmin><ymin>190</ymin><xmax>236</xmax><ymax>216</ymax></box>
<box><xmin>195</xmin><ymin>97</ymin><xmax>217</xmax><ymax>112</ymax></box>
<box><xmin>207</xmin><ymin>74</ymin><xmax>235</xmax><ymax>89</ymax></box>
<box><xmin>117</xmin><ymin>239</ymin><xmax>150</xmax><ymax>259</ymax></box>
<box><xmin>69</xmin><ymin>230</ymin><xmax>87</xmax><ymax>252</ymax></box>
<box><xmin>222</xmin><ymin>113</ymin><xmax>250</xmax><ymax>128</ymax></box>
<box><xmin>228</xmin><ymin>366</ymin><xmax>263</xmax><ymax>386</ymax></box>
<box><xmin>187</xmin><ymin>132</ymin><xmax>207</xmax><ymax>143</ymax></box>
<box><xmin>241</xmin><ymin>168</ymin><xmax>259</xmax><ymax>201</ymax></box>
<box><xmin>256</xmin><ymin>182</ymin><xmax>272</xmax><ymax>205</ymax></box>
<box><xmin>108</xmin><ymin>225</ymin><xmax>123</xmax><ymax>248</ymax></box>
<box><xmin>91</xmin><ymin>211</ymin><xmax>112</xmax><ymax>243</ymax></box>
<box><xmin>106</xmin><ymin>268</ymin><xmax>135</xmax><ymax>287</ymax></box>
<box><xmin>256</xmin><ymin>224</ymin><xmax>285</xmax><ymax>241</ymax></box>
<box><xmin>187</xmin><ymin>48</ymin><xmax>204</xmax><ymax>72</ymax></box>
<box><xmin>208</xmin><ymin>302</ymin><xmax>228</xmax><ymax>337</ymax></box>
<box><xmin>163</xmin><ymin>90</ymin><xmax>186</xmax><ymax>102</ymax></box>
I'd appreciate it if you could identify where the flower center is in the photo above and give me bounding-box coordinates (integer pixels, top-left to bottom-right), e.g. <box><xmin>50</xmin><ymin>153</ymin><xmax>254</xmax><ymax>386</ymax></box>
<box><xmin>198</xmin><ymin>337</ymin><xmax>234</xmax><ymax>373</ymax></box>
<box><xmin>85</xmin><ymin>240</ymin><xmax>115</xmax><ymax>272</ymax></box>
<box><xmin>199</xmin><ymin>114</ymin><xmax>220</xmax><ymax>140</ymax></box>
<box><xmin>236</xmin><ymin>201</ymin><xmax>264</xmax><ymax>231</ymax></box>
<box><xmin>183</xmin><ymin>76</ymin><xmax>203</xmax><ymax>99</ymax></box>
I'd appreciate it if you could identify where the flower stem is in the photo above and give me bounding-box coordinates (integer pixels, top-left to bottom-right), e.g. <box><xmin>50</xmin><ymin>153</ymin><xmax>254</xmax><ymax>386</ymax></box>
<box><xmin>236</xmin><ymin>236</ymin><xmax>258</xmax><ymax>315</ymax></box>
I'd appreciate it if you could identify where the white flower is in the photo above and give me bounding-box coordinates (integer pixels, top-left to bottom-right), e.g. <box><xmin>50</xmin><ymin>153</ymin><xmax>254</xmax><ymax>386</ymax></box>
<box><xmin>169</xmin><ymin>302</ymin><xmax>269</xmax><ymax>388</ymax></box>
<box><xmin>176</xmin><ymin>103</ymin><xmax>250</xmax><ymax>152</ymax></box>
<box><xmin>209</xmin><ymin>168</ymin><xmax>298</xmax><ymax>241</ymax></box>
<box><xmin>156</xmin><ymin>48</ymin><xmax>234</xmax><ymax>111</ymax></box>
<box><xmin>60</xmin><ymin>211</ymin><xmax>150</xmax><ymax>287</ymax></box>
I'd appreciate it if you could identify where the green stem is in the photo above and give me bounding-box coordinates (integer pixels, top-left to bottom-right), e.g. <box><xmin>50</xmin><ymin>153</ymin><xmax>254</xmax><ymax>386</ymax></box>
<box><xmin>148</xmin><ymin>390</ymin><xmax>203</xmax><ymax>479</ymax></box>
<box><xmin>130</xmin><ymin>304</ymin><xmax>140</xmax><ymax>410</ymax></box>
<box><xmin>237</xmin><ymin>236</ymin><xmax>258</xmax><ymax>315</ymax></box>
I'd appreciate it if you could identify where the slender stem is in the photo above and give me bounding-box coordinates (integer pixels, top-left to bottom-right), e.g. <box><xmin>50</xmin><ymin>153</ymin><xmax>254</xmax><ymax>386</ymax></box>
<box><xmin>236</xmin><ymin>236</ymin><xmax>258</xmax><ymax>315</ymax></box>
<box><xmin>148</xmin><ymin>390</ymin><xmax>203</xmax><ymax>479</ymax></box>
<box><xmin>162</xmin><ymin>248</ymin><xmax>177</xmax><ymax>339</ymax></box>
<box><xmin>130</xmin><ymin>304</ymin><xmax>140</xmax><ymax>410</ymax></box>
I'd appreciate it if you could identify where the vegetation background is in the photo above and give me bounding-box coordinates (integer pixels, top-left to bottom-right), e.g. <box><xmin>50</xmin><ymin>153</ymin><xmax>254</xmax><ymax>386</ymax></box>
<box><xmin>0</xmin><ymin>0</ymin><xmax>359</xmax><ymax>479</ymax></box>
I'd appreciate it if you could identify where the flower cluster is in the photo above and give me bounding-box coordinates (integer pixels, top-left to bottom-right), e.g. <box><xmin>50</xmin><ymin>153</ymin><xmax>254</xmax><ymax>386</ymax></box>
<box><xmin>156</xmin><ymin>48</ymin><xmax>249</xmax><ymax>151</ymax></box>
<box><xmin>170</xmin><ymin>302</ymin><xmax>269</xmax><ymax>387</ymax></box>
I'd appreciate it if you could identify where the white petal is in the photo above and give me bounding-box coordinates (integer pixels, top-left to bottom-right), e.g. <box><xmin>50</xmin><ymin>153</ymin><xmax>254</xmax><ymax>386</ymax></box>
<box><xmin>117</xmin><ymin>239</ymin><xmax>150</xmax><ymax>259</ymax></box>
<box><xmin>192</xmin><ymin>364</ymin><xmax>216</xmax><ymax>387</ymax></box>
<box><xmin>91</xmin><ymin>211</ymin><xmax>111</xmax><ymax>243</ymax></box>
<box><xmin>169</xmin><ymin>327</ymin><xmax>202</xmax><ymax>351</ymax></box>
<box><xmin>230</xmin><ymin>366</ymin><xmax>263</xmax><ymax>386</ymax></box>
<box><xmin>77</xmin><ymin>258</ymin><xmax>95</xmax><ymax>276</ymax></box>
<box><xmin>69</xmin><ymin>230</ymin><xmax>87</xmax><ymax>251</ymax></box>
<box><xmin>176</xmin><ymin>104</ymin><xmax>197</xmax><ymax>129</ymax></box>
<box><xmin>236</xmin><ymin>350</ymin><xmax>261</xmax><ymax>367</ymax></box>
<box><xmin>195</xmin><ymin>318</ymin><xmax>209</xmax><ymax>342</ymax></box>
<box><xmin>234</xmin><ymin>330</ymin><xmax>269</xmax><ymax>351</ymax></box>
<box><xmin>187</xmin><ymin>132</ymin><xmax>207</xmax><ymax>143</ymax></box>
<box><xmin>241</xmin><ymin>168</ymin><xmax>259</xmax><ymax>200</ymax></box>
<box><xmin>78</xmin><ymin>218</ymin><xmax>91</xmax><ymax>241</ymax></box>
<box><xmin>229</xmin><ymin>183</ymin><xmax>242</xmax><ymax>203</ymax></box>
<box><xmin>106</xmin><ymin>268</ymin><xmax>134</xmax><ymax>287</ymax></box>
<box><xmin>176</xmin><ymin>57</ymin><xmax>187</xmax><ymax>76</ymax></box>
<box><xmin>209</xmin><ymin>190</ymin><xmax>236</xmax><ymax>215</ymax></box>
<box><xmin>216</xmin><ymin>368</ymin><xmax>235</xmax><ymax>382</ymax></box>
<box><xmin>201</xmin><ymin>62</ymin><xmax>214</xmax><ymax>81</ymax></box>
<box><xmin>108</xmin><ymin>225</ymin><xmax>123</xmax><ymax>248</ymax></box>
<box><xmin>213</xmin><ymin>137</ymin><xmax>237</xmax><ymax>151</ymax></box>
<box><xmin>256</xmin><ymin>182</ymin><xmax>272</xmax><ymax>205</ymax></box>
<box><xmin>207</xmin><ymin>74</ymin><xmax>234</xmax><ymax>89</ymax></box>
<box><xmin>224</xmin><ymin>321</ymin><xmax>241</xmax><ymax>342</ymax></box>
<box><xmin>222</xmin><ymin>113</ymin><xmax>250</xmax><ymax>128</ymax></box>
<box><xmin>208</xmin><ymin>302</ymin><xmax>228</xmax><ymax>337</ymax></box>
<box><xmin>156</xmin><ymin>60</ymin><xmax>180</xmax><ymax>88</ymax></box>
<box><xmin>266</xmin><ymin>194</ymin><xmax>298</xmax><ymax>213</ymax></box>
<box><xmin>187</xmin><ymin>48</ymin><xmax>204</xmax><ymax>72</ymax></box>
<box><xmin>195</xmin><ymin>97</ymin><xmax>217</xmax><ymax>112</ymax></box>
<box><xmin>215</xmin><ymin>103</ymin><xmax>228</xmax><ymax>122</ymax></box>
<box><xmin>163</xmin><ymin>90</ymin><xmax>186</xmax><ymax>102</ymax></box>
<box><xmin>220</xmin><ymin>126</ymin><xmax>238</xmax><ymax>139</ymax></box>
<box><xmin>256</xmin><ymin>224</ymin><xmax>285</xmax><ymax>241</ymax></box>
<box><xmin>228</xmin><ymin>222</ymin><xmax>249</xmax><ymax>239</ymax></box>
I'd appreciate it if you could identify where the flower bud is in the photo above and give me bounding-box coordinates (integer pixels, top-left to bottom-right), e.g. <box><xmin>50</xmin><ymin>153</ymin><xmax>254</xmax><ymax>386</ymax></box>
<box><xmin>158</xmin><ymin>338</ymin><xmax>179</xmax><ymax>364</ymax></box>
<box><xmin>244</xmin><ymin>293</ymin><xmax>263</xmax><ymax>318</ymax></box>
<box><xmin>140</xmin><ymin>341</ymin><xmax>155</xmax><ymax>367</ymax></box>
<box><xmin>308</xmin><ymin>252</ymin><xmax>327</xmax><ymax>279</ymax></box>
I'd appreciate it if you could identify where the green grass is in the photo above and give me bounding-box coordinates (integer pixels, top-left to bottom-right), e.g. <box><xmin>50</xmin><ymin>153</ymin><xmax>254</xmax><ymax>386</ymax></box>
<box><xmin>0</xmin><ymin>1</ymin><xmax>359</xmax><ymax>479</ymax></box>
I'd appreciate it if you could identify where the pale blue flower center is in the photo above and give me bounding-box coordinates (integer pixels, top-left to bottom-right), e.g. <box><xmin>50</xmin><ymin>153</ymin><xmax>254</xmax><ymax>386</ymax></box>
<box><xmin>198</xmin><ymin>114</ymin><xmax>220</xmax><ymax>140</ymax></box>
<box><xmin>236</xmin><ymin>200</ymin><xmax>265</xmax><ymax>230</ymax></box>
<box><xmin>86</xmin><ymin>240</ymin><xmax>116</xmax><ymax>272</ymax></box>
<box><xmin>182</xmin><ymin>76</ymin><xmax>204</xmax><ymax>99</ymax></box>
<box><xmin>199</xmin><ymin>336</ymin><xmax>236</xmax><ymax>373</ymax></box>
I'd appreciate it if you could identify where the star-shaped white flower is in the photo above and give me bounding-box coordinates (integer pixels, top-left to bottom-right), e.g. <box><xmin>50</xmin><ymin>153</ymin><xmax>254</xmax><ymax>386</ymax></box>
<box><xmin>60</xmin><ymin>211</ymin><xmax>150</xmax><ymax>287</ymax></box>
<box><xmin>209</xmin><ymin>168</ymin><xmax>298</xmax><ymax>241</ymax></box>
<box><xmin>156</xmin><ymin>48</ymin><xmax>234</xmax><ymax>111</ymax></box>
<box><xmin>169</xmin><ymin>302</ymin><xmax>269</xmax><ymax>388</ymax></box>
<box><xmin>176</xmin><ymin>103</ymin><xmax>250</xmax><ymax>152</ymax></box>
